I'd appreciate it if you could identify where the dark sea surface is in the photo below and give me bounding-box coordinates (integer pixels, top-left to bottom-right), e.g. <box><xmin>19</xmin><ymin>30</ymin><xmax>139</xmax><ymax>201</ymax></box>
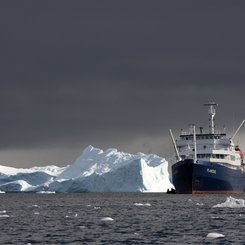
<box><xmin>0</xmin><ymin>193</ymin><xmax>245</xmax><ymax>245</ymax></box>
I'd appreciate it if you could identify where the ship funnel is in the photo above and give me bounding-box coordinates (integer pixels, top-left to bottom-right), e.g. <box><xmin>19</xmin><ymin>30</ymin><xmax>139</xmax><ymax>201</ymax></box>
<box><xmin>204</xmin><ymin>102</ymin><xmax>217</xmax><ymax>134</ymax></box>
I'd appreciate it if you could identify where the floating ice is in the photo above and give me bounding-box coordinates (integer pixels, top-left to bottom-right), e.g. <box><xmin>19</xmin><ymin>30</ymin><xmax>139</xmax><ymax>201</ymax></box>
<box><xmin>134</xmin><ymin>203</ymin><xmax>151</xmax><ymax>207</ymax></box>
<box><xmin>0</xmin><ymin>214</ymin><xmax>10</xmax><ymax>218</ymax></box>
<box><xmin>206</xmin><ymin>232</ymin><xmax>225</xmax><ymax>239</ymax></box>
<box><xmin>0</xmin><ymin>210</ymin><xmax>6</xmax><ymax>213</ymax></box>
<box><xmin>0</xmin><ymin>190</ymin><xmax>5</xmax><ymax>193</ymax></box>
<box><xmin>196</xmin><ymin>202</ymin><xmax>204</xmax><ymax>206</ymax></box>
<box><xmin>37</xmin><ymin>191</ymin><xmax>56</xmax><ymax>194</ymax></box>
<box><xmin>101</xmin><ymin>217</ymin><xmax>114</xmax><ymax>221</ymax></box>
<box><xmin>211</xmin><ymin>216</ymin><xmax>220</xmax><ymax>219</ymax></box>
<box><xmin>213</xmin><ymin>196</ymin><xmax>245</xmax><ymax>208</ymax></box>
<box><xmin>34</xmin><ymin>212</ymin><xmax>40</xmax><ymax>215</ymax></box>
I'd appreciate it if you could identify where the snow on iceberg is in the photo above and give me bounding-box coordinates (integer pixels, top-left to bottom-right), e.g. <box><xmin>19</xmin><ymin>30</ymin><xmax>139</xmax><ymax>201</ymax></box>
<box><xmin>0</xmin><ymin>164</ymin><xmax>65</xmax><ymax>177</ymax></box>
<box><xmin>51</xmin><ymin>145</ymin><xmax>173</xmax><ymax>192</ymax></box>
<box><xmin>213</xmin><ymin>196</ymin><xmax>245</xmax><ymax>208</ymax></box>
<box><xmin>0</xmin><ymin>180</ymin><xmax>33</xmax><ymax>192</ymax></box>
<box><xmin>0</xmin><ymin>164</ymin><xmax>66</xmax><ymax>192</ymax></box>
<box><xmin>0</xmin><ymin>145</ymin><xmax>173</xmax><ymax>193</ymax></box>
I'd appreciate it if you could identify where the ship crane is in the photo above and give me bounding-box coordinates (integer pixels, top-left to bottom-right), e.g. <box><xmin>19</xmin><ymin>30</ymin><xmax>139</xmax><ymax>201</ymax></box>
<box><xmin>231</xmin><ymin>119</ymin><xmax>245</xmax><ymax>140</ymax></box>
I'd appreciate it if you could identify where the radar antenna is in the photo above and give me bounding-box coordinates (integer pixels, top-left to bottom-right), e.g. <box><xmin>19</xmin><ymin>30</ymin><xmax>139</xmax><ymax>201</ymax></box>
<box><xmin>204</xmin><ymin>102</ymin><xmax>217</xmax><ymax>134</ymax></box>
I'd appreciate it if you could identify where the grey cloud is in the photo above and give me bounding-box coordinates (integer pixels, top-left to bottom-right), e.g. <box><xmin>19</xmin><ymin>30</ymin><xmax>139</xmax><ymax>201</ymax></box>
<box><xmin>0</xmin><ymin>1</ymin><xmax>245</xmax><ymax>166</ymax></box>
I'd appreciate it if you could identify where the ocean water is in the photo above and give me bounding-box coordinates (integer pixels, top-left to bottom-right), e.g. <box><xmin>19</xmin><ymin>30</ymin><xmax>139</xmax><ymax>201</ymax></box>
<box><xmin>0</xmin><ymin>193</ymin><xmax>245</xmax><ymax>245</ymax></box>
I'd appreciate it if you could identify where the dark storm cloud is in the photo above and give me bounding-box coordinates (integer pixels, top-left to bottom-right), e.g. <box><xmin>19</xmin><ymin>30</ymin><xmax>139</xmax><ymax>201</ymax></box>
<box><xmin>0</xmin><ymin>1</ymin><xmax>245</xmax><ymax>166</ymax></box>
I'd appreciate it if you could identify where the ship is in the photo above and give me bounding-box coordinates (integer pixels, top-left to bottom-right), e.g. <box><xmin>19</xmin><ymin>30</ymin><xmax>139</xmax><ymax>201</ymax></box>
<box><xmin>171</xmin><ymin>102</ymin><xmax>245</xmax><ymax>194</ymax></box>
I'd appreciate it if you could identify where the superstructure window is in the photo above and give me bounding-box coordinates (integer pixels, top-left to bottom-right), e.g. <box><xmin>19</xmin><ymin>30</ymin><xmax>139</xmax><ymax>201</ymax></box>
<box><xmin>197</xmin><ymin>154</ymin><xmax>226</xmax><ymax>159</ymax></box>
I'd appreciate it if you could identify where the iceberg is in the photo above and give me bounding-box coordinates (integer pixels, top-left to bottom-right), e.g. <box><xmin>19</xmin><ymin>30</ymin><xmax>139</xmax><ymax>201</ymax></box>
<box><xmin>0</xmin><ymin>145</ymin><xmax>173</xmax><ymax>193</ymax></box>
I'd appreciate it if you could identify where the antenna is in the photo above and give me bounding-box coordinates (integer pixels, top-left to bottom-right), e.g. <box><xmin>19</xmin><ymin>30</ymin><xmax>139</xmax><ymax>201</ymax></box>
<box><xmin>204</xmin><ymin>102</ymin><xmax>217</xmax><ymax>134</ymax></box>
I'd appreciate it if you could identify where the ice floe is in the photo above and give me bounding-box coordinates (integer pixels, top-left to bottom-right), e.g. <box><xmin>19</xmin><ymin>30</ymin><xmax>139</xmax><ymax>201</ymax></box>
<box><xmin>206</xmin><ymin>232</ymin><xmax>225</xmax><ymax>239</ymax></box>
<box><xmin>37</xmin><ymin>191</ymin><xmax>56</xmax><ymax>194</ymax></box>
<box><xmin>101</xmin><ymin>217</ymin><xmax>114</xmax><ymax>221</ymax></box>
<box><xmin>213</xmin><ymin>196</ymin><xmax>245</xmax><ymax>208</ymax></box>
<box><xmin>134</xmin><ymin>202</ymin><xmax>151</xmax><ymax>207</ymax></box>
<box><xmin>196</xmin><ymin>202</ymin><xmax>204</xmax><ymax>206</ymax></box>
<box><xmin>0</xmin><ymin>214</ymin><xmax>10</xmax><ymax>218</ymax></box>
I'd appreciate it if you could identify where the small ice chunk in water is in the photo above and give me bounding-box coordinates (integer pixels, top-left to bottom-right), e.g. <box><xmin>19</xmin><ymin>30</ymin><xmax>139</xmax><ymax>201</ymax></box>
<box><xmin>0</xmin><ymin>210</ymin><xmax>7</xmax><ymax>213</ymax></box>
<box><xmin>196</xmin><ymin>202</ymin><xmax>204</xmax><ymax>206</ymax></box>
<box><xmin>101</xmin><ymin>217</ymin><xmax>114</xmax><ymax>221</ymax></box>
<box><xmin>213</xmin><ymin>196</ymin><xmax>245</xmax><ymax>208</ymax></box>
<box><xmin>134</xmin><ymin>203</ymin><xmax>151</xmax><ymax>207</ymax></box>
<box><xmin>206</xmin><ymin>232</ymin><xmax>225</xmax><ymax>239</ymax></box>
<box><xmin>211</xmin><ymin>216</ymin><xmax>220</xmax><ymax>219</ymax></box>
<box><xmin>0</xmin><ymin>214</ymin><xmax>10</xmax><ymax>218</ymax></box>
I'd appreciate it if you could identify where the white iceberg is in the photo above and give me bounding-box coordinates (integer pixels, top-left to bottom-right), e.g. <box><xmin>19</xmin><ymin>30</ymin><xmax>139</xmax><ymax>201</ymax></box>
<box><xmin>0</xmin><ymin>145</ymin><xmax>173</xmax><ymax>193</ymax></box>
<box><xmin>52</xmin><ymin>145</ymin><xmax>173</xmax><ymax>192</ymax></box>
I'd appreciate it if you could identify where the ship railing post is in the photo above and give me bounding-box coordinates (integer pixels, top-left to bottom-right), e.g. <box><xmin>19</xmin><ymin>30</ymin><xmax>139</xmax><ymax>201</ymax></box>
<box><xmin>193</xmin><ymin>124</ymin><xmax>197</xmax><ymax>163</ymax></box>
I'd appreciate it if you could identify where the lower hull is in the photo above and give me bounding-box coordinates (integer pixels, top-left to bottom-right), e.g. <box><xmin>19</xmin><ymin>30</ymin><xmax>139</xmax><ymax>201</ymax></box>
<box><xmin>172</xmin><ymin>159</ymin><xmax>245</xmax><ymax>194</ymax></box>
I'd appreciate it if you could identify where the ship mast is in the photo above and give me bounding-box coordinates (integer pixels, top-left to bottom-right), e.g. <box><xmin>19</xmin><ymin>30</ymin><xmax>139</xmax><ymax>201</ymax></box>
<box><xmin>204</xmin><ymin>102</ymin><xmax>217</xmax><ymax>134</ymax></box>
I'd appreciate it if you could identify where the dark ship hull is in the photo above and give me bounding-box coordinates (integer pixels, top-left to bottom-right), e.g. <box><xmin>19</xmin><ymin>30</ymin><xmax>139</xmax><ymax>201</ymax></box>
<box><xmin>172</xmin><ymin>159</ymin><xmax>245</xmax><ymax>194</ymax></box>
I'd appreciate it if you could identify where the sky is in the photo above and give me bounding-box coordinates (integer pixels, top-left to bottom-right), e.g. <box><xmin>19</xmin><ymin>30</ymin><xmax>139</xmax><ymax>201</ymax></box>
<box><xmin>1</xmin><ymin>1</ymin><xmax>245</xmax><ymax>168</ymax></box>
